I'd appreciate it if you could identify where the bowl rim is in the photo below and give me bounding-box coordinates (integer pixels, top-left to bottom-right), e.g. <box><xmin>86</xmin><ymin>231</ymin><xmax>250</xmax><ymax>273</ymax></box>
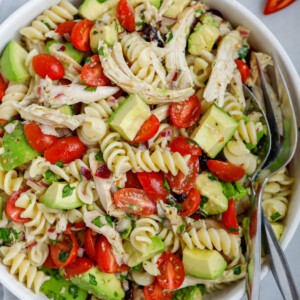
<box><xmin>0</xmin><ymin>0</ymin><xmax>299</xmax><ymax>299</ymax></box>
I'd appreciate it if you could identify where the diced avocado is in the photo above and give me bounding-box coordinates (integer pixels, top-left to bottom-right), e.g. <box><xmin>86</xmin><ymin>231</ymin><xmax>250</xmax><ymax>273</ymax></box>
<box><xmin>188</xmin><ymin>23</ymin><xmax>220</xmax><ymax>55</ymax></box>
<box><xmin>270</xmin><ymin>222</ymin><xmax>284</xmax><ymax>240</ymax></box>
<box><xmin>0</xmin><ymin>123</ymin><xmax>40</xmax><ymax>171</ymax></box>
<box><xmin>222</xmin><ymin>182</ymin><xmax>248</xmax><ymax>201</ymax></box>
<box><xmin>201</xmin><ymin>14</ymin><xmax>219</xmax><ymax>27</ymax></box>
<box><xmin>183</xmin><ymin>248</ymin><xmax>227</xmax><ymax>280</ymax></box>
<box><xmin>0</xmin><ymin>40</ymin><xmax>30</xmax><ymax>82</ymax></box>
<box><xmin>191</xmin><ymin>104</ymin><xmax>238</xmax><ymax>158</ymax></box>
<box><xmin>108</xmin><ymin>94</ymin><xmax>151</xmax><ymax>141</ymax></box>
<box><xmin>163</xmin><ymin>0</ymin><xmax>190</xmax><ymax>18</ymax></box>
<box><xmin>130</xmin><ymin>0</ymin><xmax>161</xmax><ymax>8</ymax></box>
<box><xmin>195</xmin><ymin>172</ymin><xmax>228</xmax><ymax>215</ymax></box>
<box><xmin>124</xmin><ymin>236</ymin><xmax>165</xmax><ymax>267</ymax></box>
<box><xmin>71</xmin><ymin>266</ymin><xmax>124</xmax><ymax>300</ymax></box>
<box><xmin>41</xmin><ymin>268</ymin><xmax>88</xmax><ymax>300</ymax></box>
<box><xmin>90</xmin><ymin>21</ymin><xmax>118</xmax><ymax>52</ymax></box>
<box><xmin>172</xmin><ymin>285</ymin><xmax>205</xmax><ymax>300</ymax></box>
<box><xmin>58</xmin><ymin>104</ymin><xmax>74</xmax><ymax>116</ymax></box>
<box><xmin>42</xmin><ymin>182</ymin><xmax>83</xmax><ymax>210</ymax></box>
<box><xmin>78</xmin><ymin>0</ymin><xmax>119</xmax><ymax>21</ymax></box>
<box><xmin>45</xmin><ymin>40</ymin><xmax>84</xmax><ymax>64</ymax></box>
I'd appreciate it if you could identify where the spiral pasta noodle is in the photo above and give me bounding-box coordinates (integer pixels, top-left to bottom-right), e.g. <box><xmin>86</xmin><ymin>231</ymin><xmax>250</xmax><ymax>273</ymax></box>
<box><xmin>0</xmin><ymin>170</ymin><xmax>24</xmax><ymax>196</ymax></box>
<box><xmin>25</xmin><ymin>49</ymin><xmax>39</xmax><ymax>77</ymax></box>
<box><xmin>233</xmin><ymin>119</ymin><xmax>263</xmax><ymax>145</ymax></box>
<box><xmin>20</xmin><ymin>1</ymin><xmax>78</xmax><ymax>41</ymax></box>
<box><xmin>148</xmin><ymin>123</ymin><xmax>173</xmax><ymax>150</ymax></box>
<box><xmin>28</xmin><ymin>242</ymin><xmax>49</xmax><ymax>267</ymax></box>
<box><xmin>157</xmin><ymin>227</ymin><xmax>180</xmax><ymax>253</ymax></box>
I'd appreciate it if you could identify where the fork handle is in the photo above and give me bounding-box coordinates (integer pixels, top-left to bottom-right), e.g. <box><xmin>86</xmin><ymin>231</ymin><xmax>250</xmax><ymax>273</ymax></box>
<box><xmin>261</xmin><ymin>211</ymin><xmax>300</xmax><ymax>300</ymax></box>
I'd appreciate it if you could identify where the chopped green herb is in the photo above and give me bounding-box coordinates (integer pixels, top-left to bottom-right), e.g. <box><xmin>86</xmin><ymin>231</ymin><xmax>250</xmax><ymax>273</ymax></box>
<box><xmin>179</xmin><ymin>224</ymin><xmax>185</xmax><ymax>234</ymax></box>
<box><xmin>68</xmin><ymin>285</ymin><xmax>79</xmax><ymax>298</ymax></box>
<box><xmin>238</xmin><ymin>45</ymin><xmax>248</xmax><ymax>59</ymax></box>
<box><xmin>141</xmin><ymin>15</ymin><xmax>145</xmax><ymax>20</ymax></box>
<box><xmin>58</xmin><ymin>249</ymin><xmax>70</xmax><ymax>262</ymax></box>
<box><xmin>135</xmin><ymin>22</ymin><xmax>146</xmax><ymax>27</ymax></box>
<box><xmin>62</xmin><ymin>184</ymin><xmax>76</xmax><ymax>198</ymax></box>
<box><xmin>246</xmin><ymin>130</ymin><xmax>265</xmax><ymax>151</ymax></box>
<box><xmin>89</xmin><ymin>273</ymin><xmax>97</xmax><ymax>286</ymax></box>
<box><xmin>164</xmin><ymin>180</ymin><xmax>170</xmax><ymax>192</ymax></box>
<box><xmin>165</xmin><ymin>32</ymin><xmax>173</xmax><ymax>44</ymax></box>
<box><xmin>271</xmin><ymin>212</ymin><xmax>281</xmax><ymax>221</ymax></box>
<box><xmin>131</xmin><ymin>219</ymin><xmax>136</xmax><ymax>231</ymax></box>
<box><xmin>85</xmin><ymin>57</ymin><xmax>92</xmax><ymax>64</ymax></box>
<box><xmin>208</xmin><ymin>173</ymin><xmax>217</xmax><ymax>181</ymax></box>
<box><xmin>95</xmin><ymin>150</ymin><xmax>104</xmax><ymax>162</ymax></box>
<box><xmin>84</xmin><ymin>86</ymin><xmax>97</xmax><ymax>92</ymax></box>
<box><xmin>132</xmin><ymin>263</ymin><xmax>143</xmax><ymax>271</ymax></box>
<box><xmin>49</xmin><ymin>239</ymin><xmax>61</xmax><ymax>245</ymax></box>
<box><xmin>43</xmin><ymin>170</ymin><xmax>58</xmax><ymax>185</ymax></box>
<box><xmin>200</xmin><ymin>195</ymin><xmax>209</xmax><ymax>208</ymax></box>
<box><xmin>91</xmin><ymin>216</ymin><xmax>104</xmax><ymax>228</ymax></box>
<box><xmin>55</xmin><ymin>159</ymin><xmax>63</xmax><ymax>167</ymax></box>
<box><xmin>126</xmin><ymin>213</ymin><xmax>132</xmax><ymax>219</ymax></box>
<box><xmin>93</xmin><ymin>30</ymin><xmax>98</xmax><ymax>35</ymax></box>
<box><xmin>0</xmin><ymin>228</ymin><xmax>19</xmax><ymax>245</ymax></box>
<box><xmin>114</xmin><ymin>292</ymin><xmax>118</xmax><ymax>297</ymax></box>
<box><xmin>228</xmin><ymin>227</ymin><xmax>239</xmax><ymax>233</ymax></box>
<box><xmin>97</xmin><ymin>0</ymin><xmax>107</xmax><ymax>3</ymax></box>
<box><xmin>200</xmin><ymin>209</ymin><xmax>208</xmax><ymax>217</ymax></box>
<box><xmin>120</xmin><ymin>274</ymin><xmax>128</xmax><ymax>280</ymax></box>
<box><xmin>98</xmin><ymin>46</ymin><xmax>105</xmax><ymax>56</ymax></box>
<box><xmin>105</xmin><ymin>215</ymin><xmax>114</xmax><ymax>228</ymax></box>
<box><xmin>175</xmin><ymin>204</ymin><xmax>183</xmax><ymax>211</ymax></box>
<box><xmin>41</xmin><ymin>20</ymin><xmax>51</xmax><ymax>29</ymax></box>
<box><xmin>195</xmin><ymin>9</ymin><xmax>204</xmax><ymax>15</ymax></box>
<box><xmin>8</xmin><ymin>118</ymin><xmax>13</xmax><ymax>123</ymax></box>
<box><xmin>233</xmin><ymin>266</ymin><xmax>241</xmax><ymax>275</ymax></box>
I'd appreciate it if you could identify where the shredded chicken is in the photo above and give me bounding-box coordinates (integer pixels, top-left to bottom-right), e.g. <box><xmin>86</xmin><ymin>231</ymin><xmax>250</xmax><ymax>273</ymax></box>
<box><xmin>84</xmin><ymin>210</ymin><xmax>128</xmax><ymax>265</ymax></box>
<box><xmin>204</xmin><ymin>30</ymin><xmax>242</xmax><ymax>107</ymax></box>
<box><xmin>159</xmin><ymin>200</ymin><xmax>183</xmax><ymax>234</ymax></box>
<box><xmin>228</xmin><ymin>69</ymin><xmax>246</xmax><ymax>110</ymax></box>
<box><xmin>99</xmin><ymin>42</ymin><xmax>194</xmax><ymax>104</ymax></box>
<box><xmin>38</xmin><ymin>78</ymin><xmax>120</xmax><ymax>108</ymax></box>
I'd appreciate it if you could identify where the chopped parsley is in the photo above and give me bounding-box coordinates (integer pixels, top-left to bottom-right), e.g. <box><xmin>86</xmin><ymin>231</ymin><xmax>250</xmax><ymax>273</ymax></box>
<box><xmin>164</xmin><ymin>180</ymin><xmax>170</xmax><ymax>192</ymax></box>
<box><xmin>41</xmin><ymin>20</ymin><xmax>51</xmax><ymax>29</ymax></box>
<box><xmin>98</xmin><ymin>46</ymin><xmax>105</xmax><ymax>56</ymax></box>
<box><xmin>62</xmin><ymin>184</ymin><xmax>76</xmax><ymax>198</ymax></box>
<box><xmin>195</xmin><ymin>9</ymin><xmax>204</xmax><ymax>15</ymax></box>
<box><xmin>58</xmin><ymin>249</ymin><xmax>70</xmax><ymax>262</ymax></box>
<box><xmin>271</xmin><ymin>212</ymin><xmax>281</xmax><ymax>221</ymax></box>
<box><xmin>200</xmin><ymin>196</ymin><xmax>209</xmax><ymax>208</ymax></box>
<box><xmin>120</xmin><ymin>274</ymin><xmax>128</xmax><ymax>280</ymax></box>
<box><xmin>95</xmin><ymin>150</ymin><xmax>104</xmax><ymax>162</ymax></box>
<box><xmin>89</xmin><ymin>273</ymin><xmax>97</xmax><ymax>286</ymax></box>
<box><xmin>246</xmin><ymin>130</ymin><xmax>265</xmax><ymax>151</ymax></box>
<box><xmin>0</xmin><ymin>228</ymin><xmax>19</xmax><ymax>245</ymax></box>
<box><xmin>131</xmin><ymin>263</ymin><xmax>143</xmax><ymax>271</ymax></box>
<box><xmin>84</xmin><ymin>86</ymin><xmax>97</xmax><ymax>92</ymax></box>
<box><xmin>228</xmin><ymin>227</ymin><xmax>239</xmax><ymax>233</ymax></box>
<box><xmin>91</xmin><ymin>216</ymin><xmax>104</xmax><ymax>228</ymax></box>
<box><xmin>114</xmin><ymin>292</ymin><xmax>118</xmax><ymax>297</ymax></box>
<box><xmin>85</xmin><ymin>57</ymin><xmax>92</xmax><ymax>64</ymax></box>
<box><xmin>208</xmin><ymin>173</ymin><xmax>217</xmax><ymax>181</ymax></box>
<box><xmin>55</xmin><ymin>159</ymin><xmax>63</xmax><ymax>167</ymax></box>
<box><xmin>233</xmin><ymin>266</ymin><xmax>241</xmax><ymax>275</ymax></box>
<box><xmin>105</xmin><ymin>214</ymin><xmax>114</xmax><ymax>228</ymax></box>
<box><xmin>97</xmin><ymin>0</ymin><xmax>107</xmax><ymax>2</ymax></box>
<box><xmin>179</xmin><ymin>224</ymin><xmax>185</xmax><ymax>234</ymax></box>
<box><xmin>68</xmin><ymin>285</ymin><xmax>79</xmax><ymax>298</ymax></box>
<box><xmin>165</xmin><ymin>32</ymin><xmax>173</xmax><ymax>44</ymax></box>
<box><xmin>49</xmin><ymin>239</ymin><xmax>61</xmax><ymax>245</ymax></box>
<box><xmin>93</xmin><ymin>30</ymin><xmax>98</xmax><ymax>35</ymax></box>
<box><xmin>135</xmin><ymin>22</ymin><xmax>146</xmax><ymax>27</ymax></box>
<box><xmin>43</xmin><ymin>170</ymin><xmax>58</xmax><ymax>185</ymax></box>
<box><xmin>238</xmin><ymin>45</ymin><xmax>249</xmax><ymax>59</ymax></box>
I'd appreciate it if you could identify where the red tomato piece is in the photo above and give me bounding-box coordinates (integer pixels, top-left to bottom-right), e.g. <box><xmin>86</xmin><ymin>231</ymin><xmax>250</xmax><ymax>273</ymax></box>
<box><xmin>137</xmin><ymin>172</ymin><xmax>168</xmax><ymax>202</ymax></box>
<box><xmin>130</xmin><ymin>115</ymin><xmax>160</xmax><ymax>143</ymax></box>
<box><xmin>179</xmin><ymin>188</ymin><xmax>201</xmax><ymax>217</ymax></box>
<box><xmin>0</xmin><ymin>74</ymin><xmax>7</xmax><ymax>101</ymax></box>
<box><xmin>125</xmin><ymin>171</ymin><xmax>142</xmax><ymax>189</ymax></box>
<box><xmin>71</xmin><ymin>19</ymin><xmax>94</xmax><ymax>51</ymax></box>
<box><xmin>32</xmin><ymin>54</ymin><xmax>64</xmax><ymax>80</ymax></box>
<box><xmin>0</xmin><ymin>119</ymin><xmax>8</xmax><ymax>138</ymax></box>
<box><xmin>74</xmin><ymin>221</ymin><xmax>86</xmax><ymax>229</ymax></box>
<box><xmin>114</xmin><ymin>188</ymin><xmax>157</xmax><ymax>216</ymax></box>
<box><xmin>24</xmin><ymin>122</ymin><xmax>57</xmax><ymax>153</ymax></box>
<box><xmin>117</xmin><ymin>0</ymin><xmax>135</xmax><ymax>32</ymax></box>
<box><xmin>117</xmin><ymin>264</ymin><xmax>130</xmax><ymax>272</ymax></box>
<box><xmin>43</xmin><ymin>254</ymin><xmax>59</xmax><ymax>269</ymax></box>
<box><xmin>96</xmin><ymin>235</ymin><xmax>118</xmax><ymax>273</ymax></box>
<box><xmin>44</xmin><ymin>136</ymin><xmax>86</xmax><ymax>164</ymax></box>
<box><xmin>264</xmin><ymin>0</ymin><xmax>295</xmax><ymax>14</ymax></box>
<box><xmin>56</xmin><ymin>20</ymin><xmax>77</xmax><ymax>35</ymax></box>
<box><xmin>157</xmin><ymin>252</ymin><xmax>185</xmax><ymax>290</ymax></box>
<box><xmin>169</xmin><ymin>137</ymin><xmax>202</xmax><ymax>156</ymax></box>
<box><xmin>235</xmin><ymin>60</ymin><xmax>250</xmax><ymax>83</ymax></box>
<box><xmin>6</xmin><ymin>189</ymin><xmax>31</xmax><ymax>223</ymax></box>
<box><xmin>207</xmin><ymin>160</ymin><xmax>245</xmax><ymax>182</ymax></box>
<box><xmin>50</xmin><ymin>232</ymin><xmax>79</xmax><ymax>267</ymax></box>
<box><xmin>64</xmin><ymin>257</ymin><xmax>94</xmax><ymax>279</ymax></box>
<box><xmin>167</xmin><ymin>156</ymin><xmax>199</xmax><ymax>195</ymax></box>
<box><xmin>170</xmin><ymin>94</ymin><xmax>201</xmax><ymax>128</ymax></box>
<box><xmin>222</xmin><ymin>199</ymin><xmax>239</xmax><ymax>235</ymax></box>
<box><xmin>84</xmin><ymin>228</ymin><xmax>97</xmax><ymax>261</ymax></box>
<box><xmin>80</xmin><ymin>55</ymin><xmax>110</xmax><ymax>87</ymax></box>
<box><xmin>144</xmin><ymin>280</ymin><xmax>174</xmax><ymax>300</ymax></box>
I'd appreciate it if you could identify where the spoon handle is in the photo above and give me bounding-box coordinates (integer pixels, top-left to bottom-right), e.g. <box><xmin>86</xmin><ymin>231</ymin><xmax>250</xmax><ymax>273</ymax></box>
<box><xmin>261</xmin><ymin>211</ymin><xmax>300</xmax><ymax>300</ymax></box>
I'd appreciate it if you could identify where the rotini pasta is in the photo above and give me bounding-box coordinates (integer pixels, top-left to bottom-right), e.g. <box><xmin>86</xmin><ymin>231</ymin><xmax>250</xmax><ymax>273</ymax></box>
<box><xmin>0</xmin><ymin>170</ymin><xmax>24</xmax><ymax>196</ymax></box>
<box><xmin>233</xmin><ymin>119</ymin><xmax>263</xmax><ymax>145</ymax></box>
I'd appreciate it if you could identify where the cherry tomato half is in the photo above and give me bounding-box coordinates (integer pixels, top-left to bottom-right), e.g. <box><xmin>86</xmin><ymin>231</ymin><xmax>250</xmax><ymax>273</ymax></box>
<box><xmin>170</xmin><ymin>94</ymin><xmax>201</xmax><ymax>128</ymax></box>
<box><xmin>235</xmin><ymin>60</ymin><xmax>249</xmax><ymax>83</ymax></box>
<box><xmin>50</xmin><ymin>232</ymin><xmax>79</xmax><ymax>267</ymax></box>
<box><xmin>114</xmin><ymin>188</ymin><xmax>157</xmax><ymax>216</ymax></box>
<box><xmin>157</xmin><ymin>252</ymin><xmax>185</xmax><ymax>290</ymax></box>
<box><xmin>167</xmin><ymin>156</ymin><xmax>199</xmax><ymax>194</ymax></box>
<box><xmin>117</xmin><ymin>0</ymin><xmax>135</xmax><ymax>32</ymax></box>
<box><xmin>6</xmin><ymin>189</ymin><xmax>31</xmax><ymax>223</ymax></box>
<box><xmin>44</xmin><ymin>136</ymin><xmax>86</xmax><ymax>164</ymax></box>
<box><xmin>179</xmin><ymin>188</ymin><xmax>201</xmax><ymax>217</ymax></box>
<box><xmin>137</xmin><ymin>172</ymin><xmax>168</xmax><ymax>203</ymax></box>
<box><xmin>43</xmin><ymin>253</ymin><xmax>59</xmax><ymax>269</ymax></box>
<box><xmin>71</xmin><ymin>19</ymin><xmax>94</xmax><ymax>51</ymax></box>
<box><xmin>222</xmin><ymin>199</ymin><xmax>239</xmax><ymax>235</ymax></box>
<box><xmin>264</xmin><ymin>0</ymin><xmax>295</xmax><ymax>15</ymax></box>
<box><xmin>96</xmin><ymin>235</ymin><xmax>118</xmax><ymax>273</ymax></box>
<box><xmin>32</xmin><ymin>54</ymin><xmax>64</xmax><ymax>80</ymax></box>
<box><xmin>207</xmin><ymin>160</ymin><xmax>245</xmax><ymax>182</ymax></box>
<box><xmin>55</xmin><ymin>20</ymin><xmax>77</xmax><ymax>35</ymax></box>
<box><xmin>144</xmin><ymin>280</ymin><xmax>174</xmax><ymax>300</ymax></box>
<box><xmin>0</xmin><ymin>119</ymin><xmax>8</xmax><ymax>138</ymax></box>
<box><xmin>169</xmin><ymin>137</ymin><xmax>202</xmax><ymax>156</ymax></box>
<box><xmin>80</xmin><ymin>55</ymin><xmax>109</xmax><ymax>87</ymax></box>
<box><xmin>125</xmin><ymin>171</ymin><xmax>142</xmax><ymax>189</ymax></box>
<box><xmin>84</xmin><ymin>228</ymin><xmax>97</xmax><ymax>261</ymax></box>
<box><xmin>64</xmin><ymin>257</ymin><xmax>94</xmax><ymax>279</ymax></box>
<box><xmin>130</xmin><ymin>115</ymin><xmax>160</xmax><ymax>143</ymax></box>
<box><xmin>0</xmin><ymin>74</ymin><xmax>7</xmax><ymax>101</ymax></box>
<box><xmin>24</xmin><ymin>122</ymin><xmax>57</xmax><ymax>153</ymax></box>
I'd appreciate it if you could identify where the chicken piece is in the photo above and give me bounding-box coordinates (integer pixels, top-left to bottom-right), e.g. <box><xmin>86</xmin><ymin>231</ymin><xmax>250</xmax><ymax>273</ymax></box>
<box><xmin>204</xmin><ymin>30</ymin><xmax>242</xmax><ymax>107</ymax></box>
<box><xmin>99</xmin><ymin>42</ymin><xmax>194</xmax><ymax>104</ymax></box>
<box><xmin>228</xmin><ymin>69</ymin><xmax>246</xmax><ymax>111</ymax></box>
<box><xmin>84</xmin><ymin>210</ymin><xmax>128</xmax><ymax>265</ymax></box>
<box><xmin>38</xmin><ymin>78</ymin><xmax>120</xmax><ymax>108</ymax></box>
<box><xmin>16</xmin><ymin>103</ymin><xmax>85</xmax><ymax>130</ymax></box>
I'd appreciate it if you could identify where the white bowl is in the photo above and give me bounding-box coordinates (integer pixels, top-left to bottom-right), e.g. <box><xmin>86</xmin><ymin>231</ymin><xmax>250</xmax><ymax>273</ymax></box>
<box><xmin>0</xmin><ymin>0</ymin><xmax>299</xmax><ymax>299</ymax></box>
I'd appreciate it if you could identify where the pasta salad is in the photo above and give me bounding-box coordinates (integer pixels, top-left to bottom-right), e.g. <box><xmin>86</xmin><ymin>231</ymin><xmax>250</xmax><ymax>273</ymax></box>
<box><xmin>0</xmin><ymin>0</ymin><xmax>293</xmax><ymax>299</ymax></box>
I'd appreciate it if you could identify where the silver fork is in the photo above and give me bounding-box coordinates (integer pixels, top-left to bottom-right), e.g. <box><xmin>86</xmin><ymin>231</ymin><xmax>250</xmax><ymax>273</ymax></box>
<box><xmin>246</xmin><ymin>54</ymin><xmax>299</xmax><ymax>300</ymax></box>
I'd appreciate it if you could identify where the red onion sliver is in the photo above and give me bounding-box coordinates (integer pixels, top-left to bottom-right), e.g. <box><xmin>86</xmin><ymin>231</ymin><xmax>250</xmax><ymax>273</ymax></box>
<box><xmin>95</xmin><ymin>164</ymin><xmax>111</xmax><ymax>179</ymax></box>
<box><xmin>239</xmin><ymin>30</ymin><xmax>250</xmax><ymax>36</ymax></box>
<box><xmin>81</xmin><ymin>167</ymin><xmax>92</xmax><ymax>180</ymax></box>
<box><xmin>145</xmin><ymin>141</ymin><xmax>150</xmax><ymax>149</ymax></box>
<box><xmin>55</xmin><ymin>93</ymin><xmax>64</xmax><ymax>99</ymax></box>
<box><xmin>59</xmin><ymin>45</ymin><xmax>66</xmax><ymax>51</ymax></box>
<box><xmin>78</xmin><ymin>248</ymin><xmax>85</xmax><ymax>257</ymax></box>
<box><xmin>72</xmin><ymin>65</ymin><xmax>81</xmax><ymax>73</ymax></box>
<box><xmin>48</xmin><ymin>228</ymin><xmax>55</xmax><ymax>233</ymax></box>
<box><xmin>27</xmin><ymin>241</ymin><xmax>37</xmax><ymax>248</ymax></box>
<box><xmin>161</xmin><ymin>130</ymin><xmax>171</xmax><ymax>137</ymax></box>
<box><xmin>37</xmin><ymin>87</ymin><xmax>42</xmax><ymax>98</ymax></box>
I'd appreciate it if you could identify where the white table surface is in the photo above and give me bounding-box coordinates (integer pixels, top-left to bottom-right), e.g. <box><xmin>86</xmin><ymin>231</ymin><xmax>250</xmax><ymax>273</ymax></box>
<box><xmin>0</xmin><ymin>0</ymin><xmax>299</xmax><ymax>299</ymax></box>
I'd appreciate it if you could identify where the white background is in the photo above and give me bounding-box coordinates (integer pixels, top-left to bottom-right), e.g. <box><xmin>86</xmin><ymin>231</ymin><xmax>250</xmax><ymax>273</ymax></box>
<box><xmin>0</xmin><ymin>0</ymin><xmax>299</xmax><ymax>299</ymax></box>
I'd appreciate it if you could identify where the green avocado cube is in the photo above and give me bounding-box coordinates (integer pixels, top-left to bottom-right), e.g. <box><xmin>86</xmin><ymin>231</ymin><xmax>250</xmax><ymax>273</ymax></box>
<box><xmin>130</xmin><ymin>0</ymin><xmax>161</xmax><ymax>8</ymax></box>
<box><xmin>71</xmin><ymin>266</ymin><xmax>124</xmax><ymax>300</ymax></box>
<box><xmin>183</xmin><ymin>248</ymin><xmax>227</xmax><ymax>280</ymax></box>
<box><xmin>191</xmin><ymin>104</ymin><xmax>238</xmax><ymax>158</ymax></box>
<box><xmin>0</xmin><ymin>40</ymin><xmax>30</xmax><ymax>82</ymax></box>
<box><xmin>78</xmin><ymin>0</ymin><xmax>119</xmax><ymax>20</ymax></box>
<box><xmin>42</xmin><ymin>182</ymin><xmax>83</xmax><ymax>210</ymax></box>
<box><xmin>172</xmin><ymin>284</ymin><xmax>205</xmax><ymax>300</ymax></box>
<box><xmin>124</xmin><ymin>236</ymin><xmax>165</xmax><ymax>267</ymax></box>
<box><xmin>58</xmin><ymin>104</ymin><xmax>74</xmax><ymax>116</ymax></box>
<box><xmin>108</xmin><ymin>94</ymin><xmax>151</xmax><ymax>141</ymax></box>
<box><xmin>163</xmin><ymin>0</ymin><xmax>190</xmax><ymax>18</ymax></box>
<box><xmin>0</xmin><ymin>123</ymin><xmax>40</xmax><ymax>171</ymax></box>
